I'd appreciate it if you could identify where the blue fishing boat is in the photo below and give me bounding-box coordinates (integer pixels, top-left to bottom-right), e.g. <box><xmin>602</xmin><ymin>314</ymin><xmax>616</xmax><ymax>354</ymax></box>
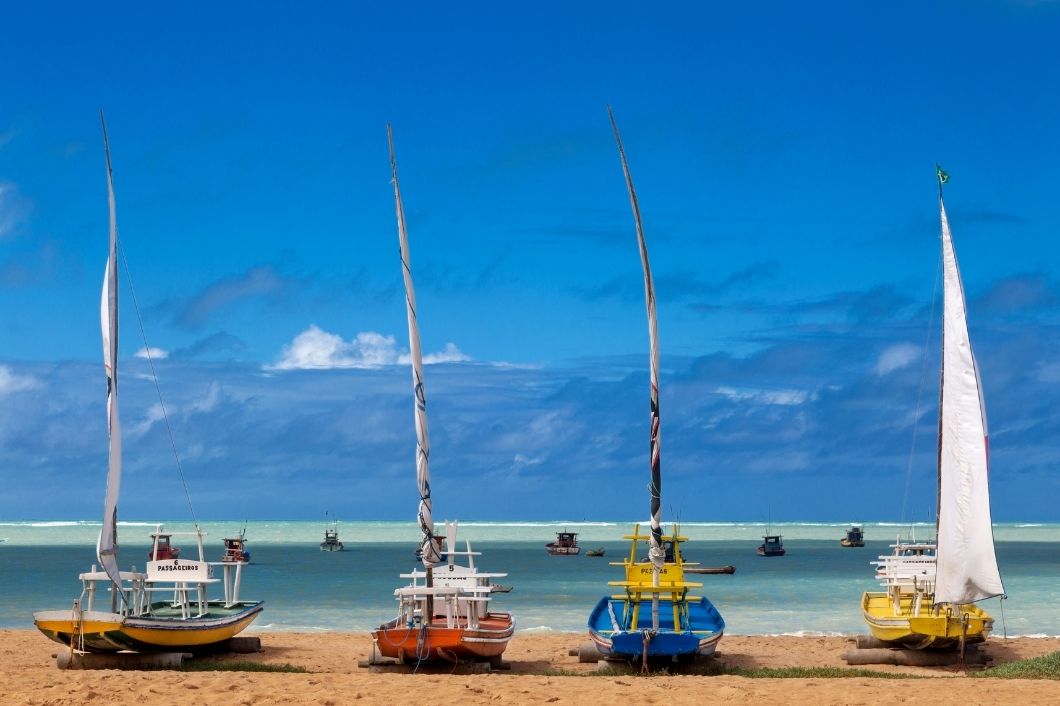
<box><xmin>586</xmin><ymin>107</ymin><xmax>726</xmax><ymax>665</ymax></box>
<box><xmin>588</xmin><ymin>525</ymin><xmax>725</xmax><ymax>661</ymax></box>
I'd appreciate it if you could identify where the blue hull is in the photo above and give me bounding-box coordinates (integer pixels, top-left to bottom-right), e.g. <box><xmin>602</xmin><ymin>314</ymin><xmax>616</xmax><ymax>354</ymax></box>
<box><xmin>587</xmin><ymin>596</ymin><xmax>725</xmax><ymax>659</ymax></box>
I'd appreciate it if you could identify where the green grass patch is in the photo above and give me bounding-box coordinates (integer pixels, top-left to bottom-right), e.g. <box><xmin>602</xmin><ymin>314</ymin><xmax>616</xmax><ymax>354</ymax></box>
<box><xmin>179</xmin><ymin>660</ymin><xmax>309</xmax><ymax>673</ymax></box>
<box><xmin>973</xmin><ymin>651</ymin><xmax>1060</xmax><ymax>680</ymax></box>
<box><xmin>716</xmin><ymin>665</ymin><xmax>915</xmax><ymax>679</ymax></box>
<box><xmin>534</xmin><ymin>664</ymin><xmax>915</xmax><ymax>679</ymax></box>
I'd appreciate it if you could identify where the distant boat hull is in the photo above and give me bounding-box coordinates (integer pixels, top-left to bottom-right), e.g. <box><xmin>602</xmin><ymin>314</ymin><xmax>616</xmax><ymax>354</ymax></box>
<box><xmin>372</xmin><ymin>612</ymin><xmax>514</xmax><ymax>662</ymax></box>
<box><xmin>756</xmin><ymin>546</ymin><xmax>785</xmax><ymax>557</ymax></box>
<box><xmin>861</xmin><ymin>592</ymin><xmax>992</xmax><ymax>649</ymax></box>
<box><xmin>588</xmin><ymin>596</ymin><xmax>724</xmax><ymax>660</ymax></box>
<box><xmin>840</xmin><ymin>538</ymin><xmax>865</xmax><ymax>548</ymax></box>
<box><xmin>545</xmin><ymin>545</ymin><xmax>581</xmax><ymax>556</ymax></box>
<box><xmin>320</xmin><ymin>542</ymin><xmax>344</xmax><ymax>552</ymax></box>
<box><xmin>33</xmin><ymin>601</ymin><xmax>263</xmax><ymax>653</ymax></box>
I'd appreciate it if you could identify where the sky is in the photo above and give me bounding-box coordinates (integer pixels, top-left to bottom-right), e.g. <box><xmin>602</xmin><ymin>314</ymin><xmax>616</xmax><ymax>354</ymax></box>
<box><xmin>2</xmin><ymin>2</ymin><xmax>1060</xmax><ymax>522</ymax></box>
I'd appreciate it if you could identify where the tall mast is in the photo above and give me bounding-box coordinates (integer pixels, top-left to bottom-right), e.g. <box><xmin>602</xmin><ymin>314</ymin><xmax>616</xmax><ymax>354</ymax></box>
<box><xmin>97</xmin><ymin>110</ymin><xmax>124</xmax><ymax>603</ymax></box>
<box><xmin>608</xmin><ymin>106</ymin><xmax>665</xmax><ymax>632</ymax></box>
<box><xmin>387</xmin><ymin>125</ymin><xmax>442</xmax><ymax>573</ymax></box>
<box><xmin>935</xmin><ymin>165</ymin><xmax>946</xmax><ymax>537</ymax></box>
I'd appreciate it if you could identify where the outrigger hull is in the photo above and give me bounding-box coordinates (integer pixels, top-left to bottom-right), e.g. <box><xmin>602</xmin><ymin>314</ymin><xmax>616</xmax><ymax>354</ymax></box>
<box><xmin>588</xmin><ymin>596</ymin><xmax>724</xmax><ymax>660</ymax></box>
<box><xmin>861</xmin><ymin>592</ymin><xmax>992</xmax><ymax>650</ymax></box>
<box><xmin>372</xmin><ymin>612</ymin><xmax>514</xmax><ymax>663</ymax></box>
<box><xmin>33</xmin><ymin>601</ymin><xmax>264</xmax><ymax>653</ymax></box>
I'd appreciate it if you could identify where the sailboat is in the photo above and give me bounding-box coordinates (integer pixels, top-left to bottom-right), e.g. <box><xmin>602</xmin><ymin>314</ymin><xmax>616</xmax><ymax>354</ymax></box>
<box><xmin>587</xmin><ymin>107</ymin><xmax>725</xmax><ymax>665</ymax></box>
<box><xmin>370</xmin><ymin>126</ymin><xmax>514</xmax><ymax>665</ymax></box>
<box><xmin>861</xmin><ymin>167</ymin><xmax>1005</xmax><ymax>650</ymax></box>
<box><xmin>33</xmin><ymin>114</ymin><xmax>263</xmax><ymax>653</ymax></box>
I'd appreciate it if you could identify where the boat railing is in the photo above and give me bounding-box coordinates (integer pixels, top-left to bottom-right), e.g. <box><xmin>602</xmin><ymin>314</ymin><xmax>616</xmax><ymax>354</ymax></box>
<box><xmin>79</xmin><ymin>566</ymin><xmax>148</xmax><ymax>616</ymax></box>
<box><xmin>393</xmin><ymin>583</ymin><xmax>495</xmax><ymax>628</ymax></box>
<box><xmin>144</xmin><ymin>558</ymin><xmax>218</xmax><ymax>619</ymax></box>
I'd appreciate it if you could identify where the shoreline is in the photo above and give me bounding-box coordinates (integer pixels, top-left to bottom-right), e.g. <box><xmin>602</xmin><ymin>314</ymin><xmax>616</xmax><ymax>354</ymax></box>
<box><xmin>4</xmin><ymin>630</ymin><xmax>1059</xmax><ymax>705</ymax></box>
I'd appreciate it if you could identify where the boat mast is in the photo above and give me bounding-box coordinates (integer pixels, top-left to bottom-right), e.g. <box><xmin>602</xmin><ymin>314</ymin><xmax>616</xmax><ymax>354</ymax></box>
<box><xmin>387</xmin><ymin>126</ymin><xmax>442</xmax><ymax>598</ymax></box>
<box><xmin>98</xmin><ymin>110</ymin><xmax>124</xmax><ymax>606</ymax></box>
<box><xmin>935</xmin><ymin>166</ymin><xmax>945</xmax><ymax>538</ymax></box>
<box><xmin>608</xmin><ymin>106</ymin><xmax>665</xmax><ymax>633</ymax></box>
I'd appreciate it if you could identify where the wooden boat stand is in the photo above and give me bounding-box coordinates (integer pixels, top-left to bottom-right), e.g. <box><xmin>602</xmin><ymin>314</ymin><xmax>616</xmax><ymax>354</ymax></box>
<box><xmin>842</xmin><ymin>635</ymin><xmax>989</xmax><ymax>668</ymax></box>
<box><xmin>53</xmin><ymin>636</ymin><xmax>262</xmax><ymax>670</ymax></box>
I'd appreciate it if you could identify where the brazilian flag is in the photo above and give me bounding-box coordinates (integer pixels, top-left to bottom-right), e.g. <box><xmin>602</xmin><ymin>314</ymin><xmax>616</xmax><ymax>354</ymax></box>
<box><xmin>936</xmin><ymin>164</ymin><xmax>950</xmax><ymax>184</ymax></box>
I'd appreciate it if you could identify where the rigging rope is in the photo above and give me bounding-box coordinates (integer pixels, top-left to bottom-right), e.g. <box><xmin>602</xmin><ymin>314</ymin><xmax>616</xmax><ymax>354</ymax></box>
<box><xmin>117</xmin><ymin>240</ymin><xmax>200</xmax><ymax>530</ymax></box>
<box><xmin>899</xmin><ymin>252</ymin><xmax>942</xmax><ymax>532</ymax></box>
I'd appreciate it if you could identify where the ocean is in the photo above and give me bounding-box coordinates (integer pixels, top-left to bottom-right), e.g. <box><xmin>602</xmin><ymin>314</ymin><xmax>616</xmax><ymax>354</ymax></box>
<box><xmin>2</xmin><ymin>520</ymin><xmax>1057</xmax><ymax>636</ymax></box>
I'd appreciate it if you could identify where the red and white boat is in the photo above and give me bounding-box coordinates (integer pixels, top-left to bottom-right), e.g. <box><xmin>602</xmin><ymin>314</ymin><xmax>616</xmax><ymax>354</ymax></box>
<box><xmin>147</xmin><ymin>532</ymin><xmax>181</xmax><ymax>561</ymax></box>
<box><xmin>372</xmin><ymin>524</ymin><xmax>514</xmax><ymax>663</ymax></box>
<box><xmin>369</xmin><ymin>127</ymin><xmax>513</xmax><ymax>666</ymax></box>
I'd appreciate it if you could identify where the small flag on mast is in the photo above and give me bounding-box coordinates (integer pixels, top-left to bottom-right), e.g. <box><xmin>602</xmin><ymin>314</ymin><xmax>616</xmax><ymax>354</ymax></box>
<box><xmin>936</xmin><ymin>164</ymin><xmax>950</xmax><ymax>185</ymax></box>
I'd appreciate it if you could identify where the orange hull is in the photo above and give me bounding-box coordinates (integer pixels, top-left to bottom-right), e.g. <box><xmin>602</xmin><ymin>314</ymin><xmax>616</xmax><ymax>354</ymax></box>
<box><xmin>372</xmin><ymin>612</ymin><xmax>514</xmax><ymax>663</ymax></box>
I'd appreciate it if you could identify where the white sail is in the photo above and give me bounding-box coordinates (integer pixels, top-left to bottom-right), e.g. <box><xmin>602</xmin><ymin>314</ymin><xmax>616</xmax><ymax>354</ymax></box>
<box><xmin>97</xmin><ymin>113</ymin><xmax>123</xmax><ymax>592</ymax></box>
<box><xmin>387</xmin><ymin>125</ymin><xmax>441</xmax><ymax>568</ymax></box>
<box><xmin>933</xmin><ymin>192</ymin><xmax>1004</xmax><ymax>605</ymax></box>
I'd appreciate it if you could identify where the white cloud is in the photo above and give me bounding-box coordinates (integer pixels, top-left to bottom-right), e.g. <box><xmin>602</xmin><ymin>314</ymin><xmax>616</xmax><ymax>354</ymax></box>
<box><xmin>127</xmin><ymin>403</ymin><xmax>165</xmax><ymax>439</ymax></box>
<box><xmin>0</xmin><ymin>181</ymin><xmax>31</xmax><ymax>239</ymax></box>
<box><xmin>416</xmin><ymin>342</ymin><xmax>471</xmax><ymax>365</ymax></box>
<box><xmin>714</xmin><ymin>385</ymin><xmax>809</xmax><ymax>406</ymax></box>
<box><xmin>0</xmin><ymin>365</ymin><xmax>39</xmax><ymax>394</ymax></box>
<box><xmin>135</xmin><ymin>347</ymin><xmax>169</xmax><ymax>360</ymax></box>
<box><xmin>874</xmin><ymin>343</ymin><xmax>921</xmax><ymax>376</ymax></box>
<box><xmin>268</xmin><ymin>325</ymin><xmax>470</xmax><ymax>371</ymax></box>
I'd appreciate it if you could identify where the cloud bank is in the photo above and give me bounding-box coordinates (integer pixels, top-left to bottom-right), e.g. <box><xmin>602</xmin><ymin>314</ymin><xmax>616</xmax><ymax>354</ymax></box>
<box><xmin>269</xmin><ymin>325</ymin><xmax>470</xmax><ymax>370</ymax></box>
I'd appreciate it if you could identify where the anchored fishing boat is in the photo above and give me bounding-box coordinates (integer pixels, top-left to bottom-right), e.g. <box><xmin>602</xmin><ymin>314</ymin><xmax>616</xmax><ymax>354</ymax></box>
<box><xmin>861</xmin><ymin>167</ymin><xmax>1005</xmax><ymax>651</ymax></box>
<box><xmin>221</xmin><ymin>527</ymin><xmax>251</xmax><ymax>563</ymax></box>
<box><xmin>320</xmin><ymin>514</ymin><xmax>344</xmax><ymax>552</ymax></box>
<box><xmin>841</xmin><ymin>525</ymin><xmax>865</xmax><ymax>548</ymax></box>
<box><xmin>546</xmin><ymin>531</ymin><xmax>582</xmax><ymax>556</ymax></box>
<box><xmin>33</xmin><ymin>114</ymin><xmax>263</xmax><ymax>653</ymax></box>
<box><xmin>148</xmin><ymin>531</ymin><xmax>181</xmax><ymax>561</ymax></box>
<box><xmin>370</xmin><ymin>126</ymin><xmax>513</xmax><ymax>665</ymax></box>
<box><xmin>586</xmin><ymin>107</ymin><xmax>725</xmax><ymax>666</ymax></box>
<box><xmin>757</xmin><ymin>534</ymin><xmax>786</xmax><ymax>557</ymax></box>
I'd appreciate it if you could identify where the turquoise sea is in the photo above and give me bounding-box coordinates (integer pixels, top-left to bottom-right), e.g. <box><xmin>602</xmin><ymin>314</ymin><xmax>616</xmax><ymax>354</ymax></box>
<box><xmin>2</xmin><ymin>520</ymin><xmax>1057</xmax><ymax>636</ymax></box>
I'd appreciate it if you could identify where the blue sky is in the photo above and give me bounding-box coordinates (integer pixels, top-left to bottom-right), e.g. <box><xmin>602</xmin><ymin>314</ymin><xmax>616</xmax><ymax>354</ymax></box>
<box><xmin>2</xmin><ymin>2</ymin><xmax>1060</xmax><ymax>521</ymax></box>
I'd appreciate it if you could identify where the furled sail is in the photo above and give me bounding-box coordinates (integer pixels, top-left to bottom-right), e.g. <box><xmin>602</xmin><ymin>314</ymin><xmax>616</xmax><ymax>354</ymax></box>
<box><xmin>933</xmin><ymin>176</ymin><xmax>1004</xmax><ymax>605</ymax></box>
<box><xmin>608</xmin><ymin>108</ymin><xmax>666</xmax><ymax>580</ymax></box>
<box><xmin>387</xmin><ymin>125</ymin><xmax>441</xmax><ymax>568</ymax></box>
<box><xmin>97</xmin><ymin>112</ymin><xmax>123</xmax><ymax>593</ymax></box>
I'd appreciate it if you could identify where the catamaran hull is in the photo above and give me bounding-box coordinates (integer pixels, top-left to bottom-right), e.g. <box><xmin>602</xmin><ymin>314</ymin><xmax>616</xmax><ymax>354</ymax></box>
<box><xmin>372</xmin><ymin>613</ymin><xmax>514</xmax><ymax>663</ymax></box>
<box><xmin>861</xmin><ymin>592</ymin><xmax>992</xmax><ymax>650</ymax></box>
<box><xmin>33</xmin><ymin>601</ymin><xmax>264</xmax><ymax>653</ymax></box>
<box><xmin>587</xmin><ymin>596</ymin><xmax>724</xmax><ymax>660</ymax></box>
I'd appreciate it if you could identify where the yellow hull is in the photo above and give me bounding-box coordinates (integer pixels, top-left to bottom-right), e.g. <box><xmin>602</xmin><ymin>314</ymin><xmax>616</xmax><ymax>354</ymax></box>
<box><xmin>861</xmin><ymin>592</ymin><xmax>992</xmax><ymax>650</ymax></box>
<box><xmin>33</xmin><ymin>602</ymin><xmax>263</xmax><ymax>653</ymax></box>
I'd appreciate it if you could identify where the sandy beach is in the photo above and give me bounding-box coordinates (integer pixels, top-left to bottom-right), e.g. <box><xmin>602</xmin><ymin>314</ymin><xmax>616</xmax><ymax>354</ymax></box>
<box><xmin>3</xmin><ymin>630</ymin><xmax>1059</xmax><ymax>705</ymax></box>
